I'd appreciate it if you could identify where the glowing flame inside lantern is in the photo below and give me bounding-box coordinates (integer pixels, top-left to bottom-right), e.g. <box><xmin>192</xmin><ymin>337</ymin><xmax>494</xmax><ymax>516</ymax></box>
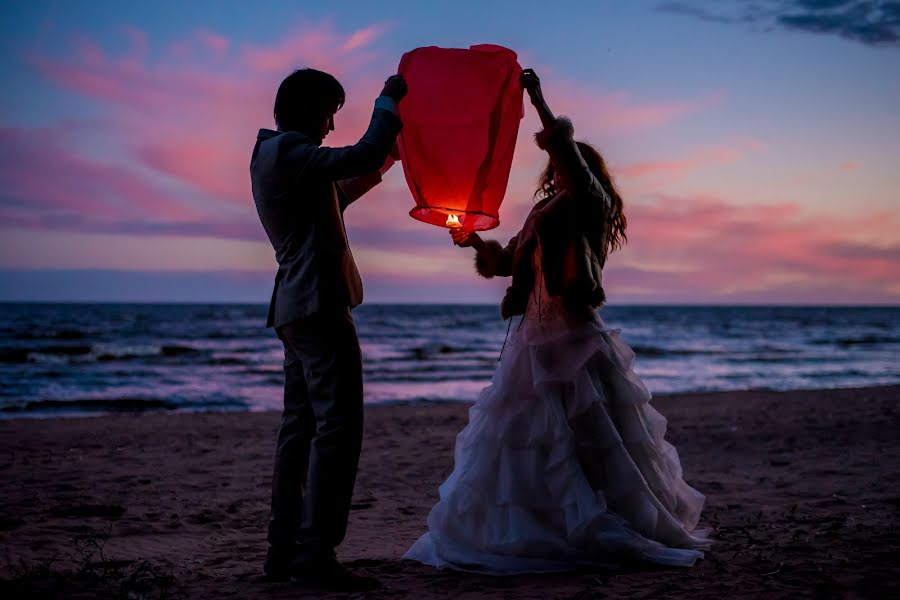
<box><xmin>446</xmin><ymin>214</ymin><xmax>461</xmax><ymax>228</ymax></box>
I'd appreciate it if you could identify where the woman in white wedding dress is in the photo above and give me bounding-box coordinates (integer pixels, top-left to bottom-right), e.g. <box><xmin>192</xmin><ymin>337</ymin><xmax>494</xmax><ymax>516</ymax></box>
<box><xmin>403</xmin><ymin>69</ymin><xmax>711</xmax><ymax>574</ymax></box>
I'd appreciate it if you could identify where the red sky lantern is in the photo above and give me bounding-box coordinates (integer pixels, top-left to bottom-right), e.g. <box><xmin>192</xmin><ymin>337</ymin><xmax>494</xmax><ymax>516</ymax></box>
<box><xmin>397</xmin><ymin>44</ymin><xmax>523</xmax><ymax>231</ymax></box>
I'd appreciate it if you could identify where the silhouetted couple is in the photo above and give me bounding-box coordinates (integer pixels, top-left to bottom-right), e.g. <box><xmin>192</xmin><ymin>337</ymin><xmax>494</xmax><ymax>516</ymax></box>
<box><xmin>251</xmin><ymin>67</ymin><xmax>710</xmax><ymax>592</ymax></box>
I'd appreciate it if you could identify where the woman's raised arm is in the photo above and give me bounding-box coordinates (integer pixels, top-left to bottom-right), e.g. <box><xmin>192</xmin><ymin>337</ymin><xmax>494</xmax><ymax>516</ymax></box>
<box><xmin>521</xmin><ymin>69</ymin><xmax>600</xmax><ymax>200</ymax></box>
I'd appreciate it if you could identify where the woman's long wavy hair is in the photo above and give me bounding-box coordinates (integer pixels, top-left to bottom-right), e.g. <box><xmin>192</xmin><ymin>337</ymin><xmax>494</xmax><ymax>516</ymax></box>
<box><xmin>535</xmin><ymin>141</ymin><xmax>627</xmax><ymax>262</ymax></box>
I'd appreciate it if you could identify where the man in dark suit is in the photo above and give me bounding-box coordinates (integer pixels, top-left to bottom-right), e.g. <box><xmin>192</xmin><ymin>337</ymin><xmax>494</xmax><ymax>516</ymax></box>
<box><xmin>251</xmin><ymin>68</ymin><xmax>405</xmax><ymax>590</ymax></box>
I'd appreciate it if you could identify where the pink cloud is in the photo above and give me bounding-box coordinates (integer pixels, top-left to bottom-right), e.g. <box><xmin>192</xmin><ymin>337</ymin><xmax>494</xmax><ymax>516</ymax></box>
<box><xmin>165</xmin><ymin>39</ymin><xmax>192</xmax><ymax>61</ymax></box>
<box><xmin>824</xmin><ymin>241</ymin><xmax>900</xmax><ymax>261</ymax></box>
<box><xmin>27</xmin><ymin>21</ymin><xmax>388</xmax><ymax>207</ymax></box>
<box><xmin>342</xmin><ymin>25</ymin><xmax>387</xmax><ymax>53</ymax></box>
<box><xmin>195</xmin><ymin>29</ymin><xmax>230</xmax><ymax>55</ymax></box>
<box><xmin>135</xmin><ymin>140</ymin><xmax>250</xmax><ymax>204</ymax></box>
<box><xmin>0</xmin><ymin>126</ymin><xmax>243</xmax><ymax>245</ymax></box>
<box><xmin>840</xmin><ymin>161</ymin><xmax>860</xmax><ymax>171</ymax></box>
<box><xmin>239</xmin><ymin>22</ymin><xmax>386</xmax><ymax>74</ymax></box>
<box><xmin>72</xmin><ymin>34</ymin><xmax>106</xmax><ymax>68</ymax></box>
<box><xmin>616</xmin><ymin>141</ymin><xmax>763</xmax><ymax>179</ymax></box>
<box><xmin>597</xmin><ymin>90</ymin><xmax>724</xmax><ymax>131</ymax></box>
<box><xmin>119</xmin><ymin>25</ymin><xmax>149</xmax><ymax>63</ymax></box>
<box><xmin>512</xmin><ymin>60</ymin><xmax>725</xmax><ymax>137</ymax></box>
<box><xmin>0</xmin><ymin>127</ymin><xmax>193</xmax><ymax>220</ymax></box>
<box><xmin>550</xmin><ymin>83</ymin><xmax>725</xmax><ymax>134</ymax></box>
<box><xmin>603</xmin><ymin>192</ymin><xmax>900</xmax><ymax>300</ymax></box>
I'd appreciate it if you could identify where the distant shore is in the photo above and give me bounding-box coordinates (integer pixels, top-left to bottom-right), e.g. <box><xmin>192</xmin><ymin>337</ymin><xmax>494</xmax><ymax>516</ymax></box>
<box><xmin>2</xmin><ymin>385</ymin><xmax>898</xmax><ymax>599</ymax></box>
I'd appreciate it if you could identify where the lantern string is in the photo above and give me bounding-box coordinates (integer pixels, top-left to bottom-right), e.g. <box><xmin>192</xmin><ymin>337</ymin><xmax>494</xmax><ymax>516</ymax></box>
<box><xmin>516</xmin><ymin>299</ymin><xmax>528</xmax><ymax>332</ymax></box>
<box><xmin>529</xmin><ymin>253</ymin><xmax>543</xmax><ymax>323</ymax></box>
<box><xmin>498</xmin><ymin>315</ymin><xmax>516</xmax><ymax>362</ymax></box>
<box><xmin>501</xmin><ymin>264</ymin><xmax>541</xmax><ymax>361</ymax></box>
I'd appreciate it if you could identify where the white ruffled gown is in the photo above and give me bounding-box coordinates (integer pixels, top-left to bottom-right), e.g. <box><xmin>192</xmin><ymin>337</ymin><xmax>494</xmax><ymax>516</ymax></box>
<box><xmin>404</xmin><ymin>248</ymin><xmax>712</xmax><ymax>574</ymax></box>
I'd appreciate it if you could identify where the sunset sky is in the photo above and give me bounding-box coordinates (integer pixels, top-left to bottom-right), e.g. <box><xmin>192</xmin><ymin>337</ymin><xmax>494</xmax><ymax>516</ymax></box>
<box><xmin>1</xmin><ymin>0</ymin><xmax>898</xmax><ymax>304</ymax></box>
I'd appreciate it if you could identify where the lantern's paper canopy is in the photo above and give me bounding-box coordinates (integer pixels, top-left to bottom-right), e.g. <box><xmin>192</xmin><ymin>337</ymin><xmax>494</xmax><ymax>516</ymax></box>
<box><xmin>398</xmin><ymin>44</ymin><xmax>523</xmax><ymax>231</ymax></box>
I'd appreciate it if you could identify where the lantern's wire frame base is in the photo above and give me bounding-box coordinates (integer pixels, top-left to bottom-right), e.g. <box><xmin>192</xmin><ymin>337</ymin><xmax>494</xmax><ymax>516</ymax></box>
<box><xmin>409</xmin><ymin>206</ymin><xmax>501</xmax><ymax>231</ymax></box>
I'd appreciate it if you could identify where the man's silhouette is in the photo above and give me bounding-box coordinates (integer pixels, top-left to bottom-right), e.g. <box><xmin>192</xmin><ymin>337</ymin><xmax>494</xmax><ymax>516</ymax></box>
<box><xmin>251</xmin><ymin>68</ymin><xmax>406</xmax><ymax>590</ymax></box>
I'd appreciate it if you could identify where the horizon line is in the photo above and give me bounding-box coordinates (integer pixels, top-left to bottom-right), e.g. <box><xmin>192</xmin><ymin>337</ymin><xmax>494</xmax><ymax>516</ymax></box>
<box><xmin>1</xmin><ymin>301</ymin><xmax>899</xmax><ymax>308</ymax></box>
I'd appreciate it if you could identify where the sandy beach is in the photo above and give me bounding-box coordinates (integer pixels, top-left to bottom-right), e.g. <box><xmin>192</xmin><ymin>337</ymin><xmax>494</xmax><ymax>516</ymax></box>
<box><xmin>2</xmin><ymin>385</ymin><xmax>898</xmax><ymax>599</ymax></box>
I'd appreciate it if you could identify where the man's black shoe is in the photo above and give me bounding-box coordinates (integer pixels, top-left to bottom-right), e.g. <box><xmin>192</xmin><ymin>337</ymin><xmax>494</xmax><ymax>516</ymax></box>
<box><xmin>290</xmin><ymin>554</ymin><xmax>381</xmax><ymax>592</ymax></box>
<box><xmin>263</xmin><ymin>546</ymin><xmax>297</xmax><ymax>581</ymax></box>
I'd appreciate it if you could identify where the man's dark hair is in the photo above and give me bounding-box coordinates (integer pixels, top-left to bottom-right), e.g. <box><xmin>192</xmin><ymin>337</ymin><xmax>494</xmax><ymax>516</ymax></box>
<box><xmin>274</xmin><ymin>68</ymin><xmax>346</xmax><ymax>131</ymax></box>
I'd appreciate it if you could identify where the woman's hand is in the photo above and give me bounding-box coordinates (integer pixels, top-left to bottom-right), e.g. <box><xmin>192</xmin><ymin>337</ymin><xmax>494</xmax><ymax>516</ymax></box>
<box><xmin>449</xmin><ymin>228</ymin><xmax>483</xmax><ymax>249</ymax></box>
<box><xmin>520</xmin><ymin>68</ymin><xmax>543</xmax><ymax>104</ymax></box>
<box><xmin>520</xmin><ymin>68</ymin><xmax>555</xmax><ymax>128</ymax></box>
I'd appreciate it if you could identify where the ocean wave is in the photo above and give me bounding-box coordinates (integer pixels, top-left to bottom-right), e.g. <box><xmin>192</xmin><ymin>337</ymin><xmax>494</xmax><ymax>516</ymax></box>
<box><xmin>364</xmin><ymin>351</ymin><xmax>496</xmax><ymax>365</ymax></box>
<box><xmin>4</xmin><ymin>343</ymin><xmax>222</xmax><ymax>364</ymax></box>
<box><xmin>1</xmin><ymin>397</ymin><xmax>248</xmax><ymax>415</ymax></box>
<box><xmin>160</xmin><ymin>344</ymin><xmax>201</xmax><ymax>356</ymax></box>
<box><xmin>835</xmin><ymin>335</ymin><xmax>899</xmax><ymax>347</ymax></box>
<box><xmin>204</xmin><ymin>330</ymin><xmax>271</xmax><ymax>340</ymax></box>
<box><xmin>96</xmin><ymin>346</ymin><xmax>257</xmax><ymax>366</ymax></box>
<box><xmin>97</xmin><ymin>352</ymin><xmax>150</xmax><ymax>362</ymax></box>
<box><xmin>405</xmin><ymin>344</ymin><xmax>494</xmax><ymax>360</ymax></box>
<box><xmin>0</xmin><ymin>349</ymin><xmax>29</xmax><ymax>363</ymax></box>
<box><xmin>1</xmin><ymin>397</ymin><xmax>178</xmax><ymax>413</ymax></box>
<box><xmin>364</xmin><ymin>360</ymin><xmax>496</xmax><ymax>374</ymax></box>
<box><xmin>0</xmin><ymin>345</ymin><xmax>95</xmax><ymax>362</ymax></box>
<box><xmin>9</xmin><ymin>329</ymin><xmax>87</xmax><ymax>341</ymax></box>
<box><xmin>33</xmin><ymin>344</ymin><xmax>93</xmax><ymax>356</ymax></box>
<box><xmin>809</xmin><ymin>335</ymin><xmax>899</xmax><ymax>346</ymax></box>
<box><xmin>208</xmin><ymin>356</ymin><xmax>255</xmax><ymax>366</ymax></box>
<box><xmin>366</xmin><ymin>372</ymin><xmax>494</xmax><ymax>383</ymax></box>
<box><xmin>629</xmin><ymin>345</ymin><xmax>727</xmax><ymax>357</ymax></box>
<box><xmin>722</xmin><ymin>353</ymin><xmax>815</xmax><ymax>364</ymax></box>
<box><xmin>411</xmin><ymin>345</ymin><xmax>455</xmax><ymax>359</ymax></box>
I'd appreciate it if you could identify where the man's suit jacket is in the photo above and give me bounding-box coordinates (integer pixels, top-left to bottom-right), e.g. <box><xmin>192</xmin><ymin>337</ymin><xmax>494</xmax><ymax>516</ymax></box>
<box><xmin>251</xmin><ymin>104</ymin><xmax>402</xmax><ymax>328</ymax></box>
